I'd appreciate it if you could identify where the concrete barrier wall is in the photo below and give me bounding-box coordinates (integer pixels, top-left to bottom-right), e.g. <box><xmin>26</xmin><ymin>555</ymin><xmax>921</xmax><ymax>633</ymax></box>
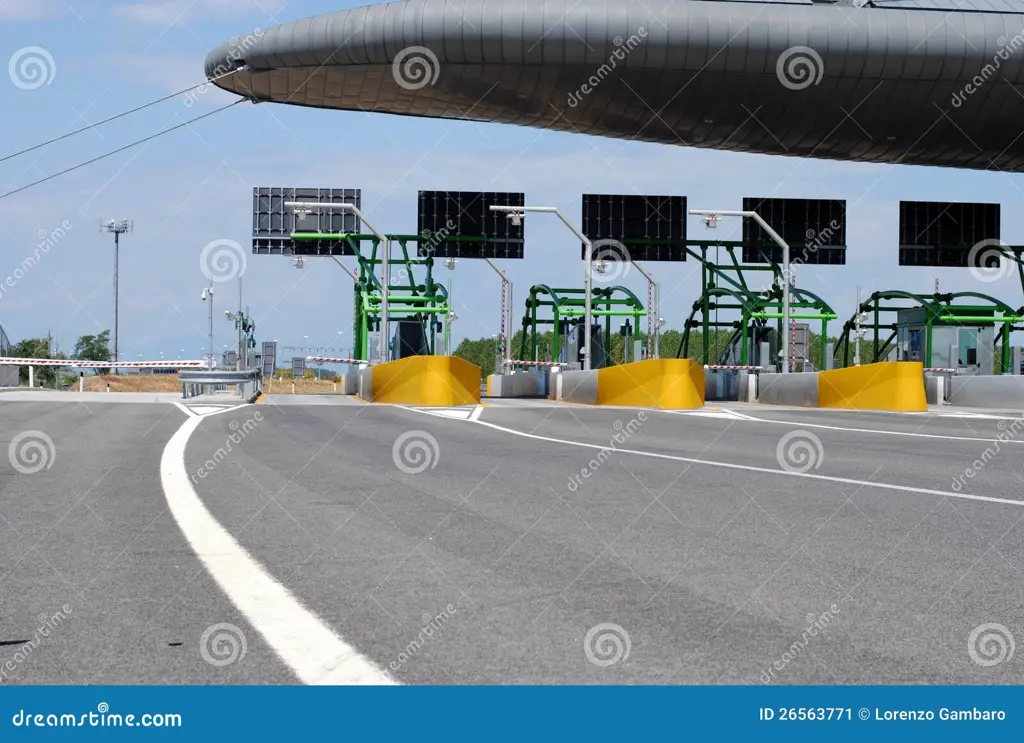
<box><xmin>757</xmin><ymin>372</ymin><xmax>820</xmax><ymax>407</ymax></box>
<box><xmin>925</xmin><ymin>375</ymin><xmax>946</xmax><ymax>405</ymax></box>
<box><xmin>597</xmin><ymin>359</ymin><xmax>704</xmax><ymax>409</ymax></box>
<box><xmin>818</xmin><ymin>361</ymin><xmax>927</xmax><ymax>412</ymax></box>
<box><xmin>486</xmin><ymin>372</ymin><xmax>542</xmax><ymax>398</ymax></box>
<box><xmin>949</xmin><ymin>375</ymin><xmax>1024</xmax><ymax>408</ymax></box>
<box><xmin>365</xmin><ymin>356</ymin><xmax>481</xmax><ymax>406</ymax></box>
<box><xmin>706</xmin><ymin>370</ymin><xmax>744</xmax><ymax>402</ymax></box>
<box><xmin>358</xmin><ymin>366</ymin><xmax>373</xmax><ymax>400</ymax></box>
<box><xmin>343</xmin><ymin>368</ymin><xmax>362</xmax><ymax>395</ymax></box>
<box><xmin>558</xmin><ymin>370</ymin><xmax>598</xmax><ymax>404</ymax></box>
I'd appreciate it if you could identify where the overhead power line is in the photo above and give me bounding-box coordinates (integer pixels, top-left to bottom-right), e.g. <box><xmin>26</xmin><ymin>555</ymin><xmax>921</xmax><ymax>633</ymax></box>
<box><xmin>0</xmin><ymin>69</ymin><xmax>242</xmax><ymax>165</ymax></box>
<box><xmin>0</xmin><ymin>99</ymin><xmax>246</xmax><ymax>201</ymax></box>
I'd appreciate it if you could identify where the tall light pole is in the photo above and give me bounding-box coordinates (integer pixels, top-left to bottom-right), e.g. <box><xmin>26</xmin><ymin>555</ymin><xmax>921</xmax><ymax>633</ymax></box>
<box><xmin>489</xmin><ymin>206</ymin><xmax>593</xmax><ymax>370</ymax></box>
<box><xmin>443</xmin><ymin>258</ymin><xmax>457</xmax><ymax>355</ymax></box>
<box><xmin>484</xmin><ymin>258</ymin><xmax>513</xmax><ymax>371</ymax></box>
<box><xmin>100</xmin><ymin>217</ymin><xmax>133</xmax><ymax>372</ymax></box>
<box><xmin>285</xmin><ymin>201</ymin><xmax>389</xmax><ymax>363</ymax></box>
<box><xmin>201</xmin><ymin>285</ymin><xmax>214</xmax><ymax>368</ymax></box>
<box><xmin>689</xmin><ymin>209</ymin><xmax>792</xmax><ymax>374</ymax></box>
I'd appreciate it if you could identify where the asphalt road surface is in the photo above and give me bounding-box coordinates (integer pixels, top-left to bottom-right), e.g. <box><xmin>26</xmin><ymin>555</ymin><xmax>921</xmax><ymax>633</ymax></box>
<box><xmin>1</xmin><ymin>395</ymin><xmax>1022</xmax><ymax>684</ymax></box>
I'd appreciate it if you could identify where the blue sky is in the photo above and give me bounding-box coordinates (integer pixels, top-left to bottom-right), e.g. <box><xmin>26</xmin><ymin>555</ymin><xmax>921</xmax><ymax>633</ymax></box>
<box><xmin>1</xmin><ymin>0</ymin><xmax>1023</xmax><ymax>363</ymax></box>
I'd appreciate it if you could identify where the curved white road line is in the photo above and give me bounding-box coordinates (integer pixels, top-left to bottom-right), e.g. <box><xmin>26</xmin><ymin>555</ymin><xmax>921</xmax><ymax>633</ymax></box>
<box><xmin>467</xmin><ymin>417</ymin><xmax>1024</xmax><ymax>508</ymax></box>
<box><xmin>160</xmin><ymin>407</ymin><xmax>395</xmax><ymax>685</ymax></box>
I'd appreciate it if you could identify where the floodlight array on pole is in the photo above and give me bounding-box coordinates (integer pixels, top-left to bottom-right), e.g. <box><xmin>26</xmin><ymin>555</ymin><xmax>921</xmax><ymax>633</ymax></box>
<box><xmin>100</xmin><ymin>217</ymin><xmax>133</xmax><ymax>372</ymax></box>
<box><xmin>490</xmin><ymin>205</ymin><xmax>593</xmax><ymax>371</ymax></box>
<box><xmin>689</xmin><ymin>208</ymin><xmax>792</xmax><ymax>374</ymax></box>
<box><xmin>285</xmin><ymin>201</ymin><xmax>389</xmax><ymax>363</ymax></box>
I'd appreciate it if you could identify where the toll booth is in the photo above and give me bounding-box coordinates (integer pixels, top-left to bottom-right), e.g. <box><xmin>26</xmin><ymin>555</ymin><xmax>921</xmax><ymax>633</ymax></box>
<box><xmin>895</xmin><ymin>309</ymin><xmax>995</xmax><ymax>374</ymax></box>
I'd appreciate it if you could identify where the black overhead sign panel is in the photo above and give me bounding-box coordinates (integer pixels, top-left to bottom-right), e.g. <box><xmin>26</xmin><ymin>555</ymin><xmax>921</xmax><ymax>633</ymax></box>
<box><xmin>741</xmin><ymin>198</ymin><xmax>847</xmax><ymax>265</ymax></box>
<box><xmin>898</xmin><ymin>200</ymin><xmax>1001</xmax><ymax>267</ymax></box>
<box><xmin>417</xmin><ymin>191</ymin><xmax>525</xmax><ymax>259</ymax></box>
<box><xmin>252</xmin><ymin>187</ymin><xmax>362</xmax><ymax>256</ymax></box>
<box><xmin>580</xmin><ymin>194</ymin><xmax>688</xmax><ymax>261</ymax></box>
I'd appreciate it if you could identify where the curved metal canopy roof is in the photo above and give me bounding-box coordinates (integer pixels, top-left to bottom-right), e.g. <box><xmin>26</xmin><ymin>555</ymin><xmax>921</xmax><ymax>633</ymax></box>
<box><xmin>205</xmin><ymin>0</ymin><xmax>1024</xmax><ymax>171</ymax></box>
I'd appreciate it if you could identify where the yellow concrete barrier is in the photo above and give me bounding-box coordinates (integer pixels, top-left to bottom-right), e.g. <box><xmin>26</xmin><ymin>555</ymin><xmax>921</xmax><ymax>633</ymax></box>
<box><xmin>365</xmin><ymin>356</ymin><xmax>481</xmax><ymax>406</ymax></box>
<box><xmin>818</xmin><ymin>361</ymin><xmax>927</xmax><ymax>412</ymax></box>
<box><xmin>596</xmin><ymin>359</ymin><xmax>705</xmax><ymax>409</ymax></box>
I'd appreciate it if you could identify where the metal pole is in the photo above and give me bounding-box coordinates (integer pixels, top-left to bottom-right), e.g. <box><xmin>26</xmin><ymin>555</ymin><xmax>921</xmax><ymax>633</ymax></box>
<box><xmin>446</xmin><ymin>276</ymin><xmax>452</xmax><ymax>355</ymax></box>
<box><xmin>208</xmin><ymin>283</ymin><xmax>214</xmax><ymax>369</ymax></box>
<box><xmin>284</xmin><ymin>202</ymin><xmax>388</xmax><ymax>363</ymax></box>
<box><xmin>484</xmin><ymin>258</ymin><xmax>513</xmax><ymax>371</ymax></box>
<box><xmin>689</xmin><ymin>209</ymin><xmax>791</xmax><ymax>373</ymax></box>
<box><xmin>854</xmin><ymin>286</ymin><xmax>862</xmax><ymax>366</ymax></box>
<box><xmin>632</xmin><ymin>261</ymin><xmax>660</xmax><ymax>359</ymax></box>
<box><xmin>114</xmin><ymin>231</ymin><xmax>119</xmax><ymax>372</ymax></box>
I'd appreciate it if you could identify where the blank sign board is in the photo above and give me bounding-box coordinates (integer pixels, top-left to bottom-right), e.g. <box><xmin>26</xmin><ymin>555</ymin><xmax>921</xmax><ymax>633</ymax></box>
<box><xmin>898</xmin><ymin>201</ymin><xmax>1001</xmax><ymax>266</ymax></box>
<box><xmin>417</xmin><ymin>191</ymin><xmax>525</xmax><ymax>259</ymax></box>
<box><xmin>253</xmin><ymin>187</ymin><xmax>361</xmax><ymax>255</ymax></box>
<box><xmin>741</xmin><ymin>198</ymin><xmax>846</xmax><ymax>265</ymax></box>
<box><xmin>581</xmin><ymin>194</ymin><xmax>687</xmax><ymax>261</ymax></box>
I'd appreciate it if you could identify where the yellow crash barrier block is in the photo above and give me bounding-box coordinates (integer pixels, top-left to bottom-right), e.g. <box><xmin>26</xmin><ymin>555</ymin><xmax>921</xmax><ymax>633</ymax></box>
<box><xmin>818</xmin><ymin>361</ymin><xmax>926</xmax><ymax>412</ymax></box>
<box><xmin>596</xmin><ymin>358</ymin><xmax>705</xmax><ymax>410</ymax></box>
<box><xmin>369</xmin><ymin>356</ymin><xmax>481</xmax><ymax>406</ymax></box>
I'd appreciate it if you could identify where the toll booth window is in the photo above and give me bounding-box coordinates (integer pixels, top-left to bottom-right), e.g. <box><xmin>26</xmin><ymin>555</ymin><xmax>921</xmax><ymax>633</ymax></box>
<box><xmin>958</xmin><ymin>329</ymin><xmax>978</xmax><ymax>366</ymax></box>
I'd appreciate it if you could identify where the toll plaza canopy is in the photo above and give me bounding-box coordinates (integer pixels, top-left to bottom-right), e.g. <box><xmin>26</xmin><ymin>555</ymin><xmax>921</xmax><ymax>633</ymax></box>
<box><xmin>205</xmin><ymin>0</ymin><xmax>1024</xmax><ymax>171</ymax></box>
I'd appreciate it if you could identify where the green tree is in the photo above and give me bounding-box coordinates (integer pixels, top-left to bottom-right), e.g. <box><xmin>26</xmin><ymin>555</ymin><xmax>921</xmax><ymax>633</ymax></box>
<box><xmin>10</xmin><ymin>337</ymin><xmax>66</xmax><ymax>386</ymax></box>
<box><xmin>74</xmin><ymin>330</ymin><xmax>111</xmax><ymax>363</ymax></box>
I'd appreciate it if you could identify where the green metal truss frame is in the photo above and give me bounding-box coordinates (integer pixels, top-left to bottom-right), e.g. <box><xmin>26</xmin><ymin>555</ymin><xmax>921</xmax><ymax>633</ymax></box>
<box><xmin>517</xmin><ymin>284</ymin><xmax>646</xmax><ymax>366</ymax></box>
<box><xmin>834</xmin><ymin>290</ymin><xmax>1024</xmax><ymax>370</ymax></box>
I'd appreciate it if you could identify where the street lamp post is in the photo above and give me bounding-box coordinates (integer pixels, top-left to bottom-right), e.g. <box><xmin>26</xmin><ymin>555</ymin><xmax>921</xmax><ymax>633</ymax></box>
<box><xmin>489</xmin><ymin>206</ymin><xmax>593</xmax><ymax>371</ymax></box>
<box><xmin>483</xmin><ymin>258</ymin><xmax>513</xmax><ymax>372</ymax></box>
<box><xmin>200</xmin><ymin>284</ymin><xmax>214</xmax><ymax>369</ymax></box>
<box><xmin>443</xmin><ymin>258</ymin><xmax>457</xmax><ymax>356</ymax></box>
<box><xmin>285</xmin><ymin>201</ymin><xmax>389</xmax><ymax>364</ymax></box>
<box><xmin>689</xmin><ymin>209</ymin><xmax>792</xmax><ymax>374</ymax></box>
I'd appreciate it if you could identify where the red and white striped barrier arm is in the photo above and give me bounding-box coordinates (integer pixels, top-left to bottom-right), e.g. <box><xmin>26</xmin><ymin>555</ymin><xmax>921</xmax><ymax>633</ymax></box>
<box><xmin>509</xmin><ymin>360</ymin><xmax>565</xmax><ymax>367</ymax></box>
<box><xmin>704</xmin><ymin>364</ymin><xmax>763</xmax><ymax>371</ymax></box>
<box><xmin>305</xmin><ymin>356</ymin><xmax>367</xmax><ymax>364</ymax></box>
<box><xmin>0</xmin><ymin>357</ymin><xmax>204</xmax><ymax>368</ymax></box>
<box><xmin>924</xmin><ymin>367</ymin><xmax>957</xmax><ymax>373</ymax></box>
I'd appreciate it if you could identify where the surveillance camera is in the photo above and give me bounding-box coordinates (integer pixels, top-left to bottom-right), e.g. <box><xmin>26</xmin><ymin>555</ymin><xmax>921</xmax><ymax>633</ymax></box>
<box><xmin>201</xmin><ymin>288</ymin><xmax>208</xmax><ymax>300</ymax></box>
<box><xmin>508</xmin><ymin>212</ymin><xmax>523</xmax><ymax>227</ymax></box>
<box><xmin>702</xmin><ymin>214</ymin><xmax>720</xmax><ymax>229</ymax></box>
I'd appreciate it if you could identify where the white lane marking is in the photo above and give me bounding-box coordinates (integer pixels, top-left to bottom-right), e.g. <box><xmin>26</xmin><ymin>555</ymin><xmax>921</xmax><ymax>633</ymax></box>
<box><xmin>468</xmin><ymin>418</ymin><xmax>1024</xmax><ymax>508</ymax></box>
<box><xmin>160</xmin><ymin>410</ymin><xmax>395</xmax><ymax>685</ymax></box>
<box><xmin>421</xmin><ymin>408</ymin><xmax>475</xmax><ymax>420</ymax></box>
<box><xmin>469</xmin><ymin>405</ymin><xmax>484</xmax><ymax>422</ymax></box>
<box><xmin>671</xmin><ymin>409</ymin><xmax>751</xmax><ymax>420</ymax></box>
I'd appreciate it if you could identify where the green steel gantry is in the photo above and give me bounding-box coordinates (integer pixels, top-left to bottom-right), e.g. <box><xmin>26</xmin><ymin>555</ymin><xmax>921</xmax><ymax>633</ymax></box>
<box><xmin>834</xmin><ymin>290</ymin><xmax>1024</xmax><ymax>370</ymax></box>
<box><xmin>517</xmin><ymin>285</ymin><xmax>646</xmax><ymax>365</ymax></box>
<box><xmin>290</xmin><ymin>233</ymin><xmax>453</xmax><ymax>361</ymax></box>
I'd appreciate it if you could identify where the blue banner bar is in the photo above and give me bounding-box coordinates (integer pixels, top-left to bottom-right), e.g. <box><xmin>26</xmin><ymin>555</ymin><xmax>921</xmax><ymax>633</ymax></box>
<box><xmin>0</xmin><ymin>687</ymin><xmax>1019</xmax><ymax>741</ymax></box>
